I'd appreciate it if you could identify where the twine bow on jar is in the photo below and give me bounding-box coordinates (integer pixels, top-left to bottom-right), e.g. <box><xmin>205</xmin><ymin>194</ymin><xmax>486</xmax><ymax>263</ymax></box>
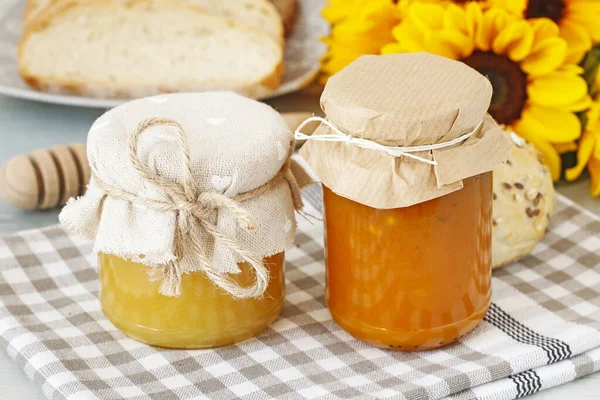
<box><xmin>90</xmin><ymin>118</ymin><xmax>303</xmax><ymax>298</ymax></box>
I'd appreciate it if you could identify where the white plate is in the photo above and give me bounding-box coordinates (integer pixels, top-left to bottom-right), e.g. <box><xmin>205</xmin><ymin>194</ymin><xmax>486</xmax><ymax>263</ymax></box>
<box><xmin>0</xmin><ymin>0</ymin><xmax>327</xmax><ymax>108</ymax></box>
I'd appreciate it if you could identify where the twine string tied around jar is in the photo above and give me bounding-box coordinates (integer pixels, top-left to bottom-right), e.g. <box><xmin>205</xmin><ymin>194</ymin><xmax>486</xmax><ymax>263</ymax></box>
<box><xmin>295</xmin><ymin>116</ymin><xmax>484</xmax><ymax>165</ymax></box>
<box><xmin>91</xmin><ymin>118</ymin><xmax>303</xmax><ymax>298</ymax></box>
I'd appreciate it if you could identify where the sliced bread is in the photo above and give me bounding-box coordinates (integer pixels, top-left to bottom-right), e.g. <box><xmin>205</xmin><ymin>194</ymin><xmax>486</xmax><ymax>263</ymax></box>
<box><xmin>19</xmin><ymin>0</ymin><xmax>283</xmax><ymax>99</ymax></box>
<box><xmin>24</xmin><ymin>0</ymin><xmax>284</xmax><ymax>43</ymax></box>
<box><xmin>24</xmin><ymin>0</ymin><xmax>46</xmax><ymax>22</ymax></box>
<box><xmin>188</xmin><ymin>0</ymin><xmax>283</xmax><ymax>43</ymax></box>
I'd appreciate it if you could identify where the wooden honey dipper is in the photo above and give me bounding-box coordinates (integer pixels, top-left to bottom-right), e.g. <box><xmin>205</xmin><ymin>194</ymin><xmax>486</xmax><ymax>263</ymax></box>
<box><xmin>0</xmin><ymin>112</ymin><xmax>317</xmax><ymax>210</ymax></box>
<box><xmin>0</xmin><ymin>144</ymin><xmax>90</xmax><ymax>210</ymax></box>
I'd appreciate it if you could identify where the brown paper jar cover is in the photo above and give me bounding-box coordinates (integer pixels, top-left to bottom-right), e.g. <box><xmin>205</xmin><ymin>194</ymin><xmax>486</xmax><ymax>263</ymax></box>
<box><xmin>300</xmin><ymin>53</ymin><xmax>513</xmax><ymax>209</ymax></box>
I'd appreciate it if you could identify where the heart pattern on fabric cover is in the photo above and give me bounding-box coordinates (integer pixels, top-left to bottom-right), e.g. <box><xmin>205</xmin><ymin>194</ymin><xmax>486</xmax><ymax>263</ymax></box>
<box><xmin>283</xmin><ymin>217</ymin><xmax>292</xmax><ymax>233</ymax></box>
<box><xmin>147</xmin><ymin>96</ymin><xmax>169</xmax><ymax>104</ymax></box>
<box><xmin>211</xmin><ymin>175</ymin><xmax>232</xmax><ymax>191</ymax></box>
<box><xmin>90</xmin><ymin>120</ymin><xmax>111</xmax><ymax>131</ymax></box>
<box><xmin>206</xmin><ymin>118</ymin><xmax>226</xmax><ymax>126</ymax></box>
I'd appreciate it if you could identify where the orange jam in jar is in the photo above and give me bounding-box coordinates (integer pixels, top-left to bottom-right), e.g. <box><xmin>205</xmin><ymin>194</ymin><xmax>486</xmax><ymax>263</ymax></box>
<box><xmin>99</xmin><ymin>252</ymin><xmax>285</xmax><ymax>349</ymax></box>
<box><xmin>323</xmin><ymin>173</ymin><xmax>492</xmax><ymax>351</ymax></box>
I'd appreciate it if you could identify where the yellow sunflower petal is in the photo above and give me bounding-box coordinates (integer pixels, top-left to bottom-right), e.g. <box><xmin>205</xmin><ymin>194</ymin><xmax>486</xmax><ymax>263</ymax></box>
<box><xmin>554</xmin><ymin>142</ymin><xmax>579</xmax><ymax>154</ymax></box>
<box><xmin>565</xmin><ymin>131</ymin><xmax>596</xmax><ymax>181</ymax></box>
<box><xmin>464</xmin><ymin>2</ymin><xmax>483</xmax><ymax>39</ymax></box>
<box><xmin>409</xmin><ymin>3</ymin><xmax>445</xmax><ymax>31</ymax></box>
<box><xmin>443</xmin><ymin>4</ymin><xmax>468</xmax><ymax>35</ymax></box>
<box><xmin>331</xmin><ymin>19</ymin><xmax>369</xmax><ymax>34</ymax></box>
<box><xmin>527</xmin><ymin>73</ymin><xmax>589</xmax><ymax>109</ymax></box>
<box><xmin>557</xmin><ymin>64</ymin><xmax>585</xmax><ymax>75</ymax></box>
<box><xmin>530</xmin><ymin>18</ymin><xmax>560</xmax><ymax>43</ymax></box>
<box><xmin>568</xmin><ymin>11</ymin><xmax>600</xmax><ymax>42</ymax></box>
<box><xmin>321</xmin><ymin>51</ymin><xmax>361</xmax><ymax>76</ymax></box>
<box><xmin>476</xmin><ymin>8</ymin><xmax>513</xmax><ymax>51</ymax></box>
<box><xmin>321</xmin><ymin>30</ymin><xmax>387</xmax><ymax>77</ymax></box>
<box><xmin>588</xmin><ymin>158</ymin><xmax>600</xmax><ymax>197</ymax></box>
<box><xmin>321</xmin><ymin>4</ymin><xmax>351</xmax><ymax>24</ymax></box>
<box><xmin>508</xmin><ymin>26</ymin><xmax>534</xmax><ymax>61</ymax></box>
<box><xmin>488</xmin><ymin>0</ymin><xmax>527</xmax><ymax>16</ymax></box>
<box><xmin>394</xmin><ymin>0</ymin><xmax>412</xmax><ymax>18</ymax></box>
<box><xmin>424</xmin><ymin>30</ymin><xmax>473</xmax><ymax>59</ymax></box>
<box><xmin>322</xmin><ymin>0</ymin><xmax>374</xmax><ymax>24</ymax></box>
<box><xmin>569</xmin><ymin>0</ymin><xmax>600</xmax><ymax>12</ymax></box>
<box><xmin>521</xmin><ymin>37</ymin><xmax>567</xmax><ymax>77</ymax></box>
<box><xmin>329</xmin><ymin>28</ymin><xmax>386</xmax><ymax>52</ymax></box>
<box><xmin>492</xmin><ymin>20</ymin><xmax>533</xmax><ymax>61</ymax></box>
<box><xmin>390</xmin><ymin>24</ymin><xmax>426</xmax><ymax>53</ymax></box>
<box><xmin>515</xmin><ymin>106</ymin><xmax>582</xmax><ymax>143</ymax></box>
<box><xmin>586</xmin><ymin>102</ymin><xmax>600</xmax><ymax>143</ymax></box>
<box><xmin>475</xmin><ymin>8</ymin><xmax>495</xmax><ymax>51</ymax></box>
<box><xmin>512</xmin><ymin>123</ymin><xmax>562</xmax><ymax>181</ymax></box>
<box><xmin>381</xmin><ymin>43</ymin><xmax>407</xmax><ymax>55</ymax></box>
<box><xmin>566</xmin><ymin>95</ymin><xmax>593</xmax><ymax>113</ymax></box>
<box><xmin>494</xmin><ymin>8</ymin><xmax>516</xmax><ymax>30</ymax></box>
<box><xmin>559</xmin><ymin>20</ymin><xmax>593</xmax><ymax>65</ymax></box>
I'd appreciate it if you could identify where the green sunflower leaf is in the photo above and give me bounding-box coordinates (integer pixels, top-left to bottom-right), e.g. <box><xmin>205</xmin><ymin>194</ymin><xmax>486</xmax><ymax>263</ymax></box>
<box><xmin>580</xmin><ymin>45</ymin><xmax>600</xmax><ymax>93</ymax></box>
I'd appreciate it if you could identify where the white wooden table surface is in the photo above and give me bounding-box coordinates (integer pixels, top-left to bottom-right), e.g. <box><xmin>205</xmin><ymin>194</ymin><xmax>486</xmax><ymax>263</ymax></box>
<box><xmin>2</xmin><ymin>3</ymin><xmax>600</xmax><ymax>399</ymax></box>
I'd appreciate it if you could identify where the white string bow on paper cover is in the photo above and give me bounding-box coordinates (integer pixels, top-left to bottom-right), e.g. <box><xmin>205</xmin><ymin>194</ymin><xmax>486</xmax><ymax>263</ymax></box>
<box><xmin>294</xmin><ymin>116</ymin><xmax>484</xmax><ymax>166</ymax></box>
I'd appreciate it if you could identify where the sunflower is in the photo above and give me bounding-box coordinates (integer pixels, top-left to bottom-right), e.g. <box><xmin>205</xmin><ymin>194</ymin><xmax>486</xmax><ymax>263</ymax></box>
<box><xmin>488</xmin><ymin>0</ymin><xmax>600</xmax><ymax>64</ymax></box>
<box><xmin>412</xmin><ymin>0</ymin><xmax>599</xmax><ymax>66</ymax></box>
<box><xmin>382</xmin><ymin>2</ymin><xmax>591</xmax><ymax>181</ymax></box>
<box><xmin>320</xmin><ymin>0</ymin><xmax>400</xmax><ymax>81</ymax></box>
<box><xmin>566</xmin><ymin>94</ymin><xmax>600</xmax><ymax>196</ymax></box>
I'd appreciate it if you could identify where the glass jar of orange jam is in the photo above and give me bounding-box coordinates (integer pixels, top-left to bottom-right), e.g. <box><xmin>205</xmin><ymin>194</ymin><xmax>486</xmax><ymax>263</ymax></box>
<box><xmin>99</xmin><ymin>252</ymin><xmax>285</xmax><ymax>349</ymax></box>
<box><xmin>323</xmin><ymin>173</ymin><xmax>492</xmax><ymax>351</ymax></box>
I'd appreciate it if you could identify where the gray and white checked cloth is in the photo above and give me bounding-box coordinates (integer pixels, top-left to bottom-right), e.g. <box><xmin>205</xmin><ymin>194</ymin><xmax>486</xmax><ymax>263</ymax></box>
<box><xmin>0</xmin><ymin>185</ymin><xmax>599</xmax><ymax>400</ymax></box>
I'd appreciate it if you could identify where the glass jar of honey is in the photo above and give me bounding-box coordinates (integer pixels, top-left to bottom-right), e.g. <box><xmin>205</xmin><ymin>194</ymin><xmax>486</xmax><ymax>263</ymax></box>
<box><xmin>299</xmin><ymin>53</ymin><xmax>512</xmax><ymax>350</ymax></box>
<box><xmin>61</xmin><ymin>92</ymin><xmax>307</xmax><ymax>348</ymax></box>
<box><xmin>99</xmin><ymin>253</ymin><xmax>285</xmax><ymax>349</ymax></box>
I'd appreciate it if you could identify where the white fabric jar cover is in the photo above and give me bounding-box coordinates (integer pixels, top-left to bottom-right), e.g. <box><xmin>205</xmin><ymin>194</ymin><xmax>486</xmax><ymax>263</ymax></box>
<box><xmin>60</xmin><ymin>92</ymin><xmax>305</xmax><ymax>297</ymax></box>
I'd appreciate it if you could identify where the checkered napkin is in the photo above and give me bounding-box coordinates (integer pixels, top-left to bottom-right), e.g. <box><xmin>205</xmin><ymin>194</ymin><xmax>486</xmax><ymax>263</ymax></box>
<box><xmin>0</xmin><ymin>186</ymin><xmax>599</xmax><ymax>400</ymax></box>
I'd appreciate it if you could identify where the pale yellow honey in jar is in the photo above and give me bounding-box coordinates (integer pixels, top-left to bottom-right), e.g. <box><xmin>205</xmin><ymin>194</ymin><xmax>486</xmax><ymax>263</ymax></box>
<box><xmin>99</xmin><ymin>252</ymin><xmax>285</xmax><ymax>349</ymax></box>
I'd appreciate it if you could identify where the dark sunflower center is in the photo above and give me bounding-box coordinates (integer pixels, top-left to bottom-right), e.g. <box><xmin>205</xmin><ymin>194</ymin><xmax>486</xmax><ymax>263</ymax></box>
<box><xmin>525</xmin><ymin>0</ymin><xmax>565</xmax><ymax>23</ymax></box>
<box><xmin>462</xmin><ymin>51</ymin><xmax>528</xmax><ymax>125</ymax></box>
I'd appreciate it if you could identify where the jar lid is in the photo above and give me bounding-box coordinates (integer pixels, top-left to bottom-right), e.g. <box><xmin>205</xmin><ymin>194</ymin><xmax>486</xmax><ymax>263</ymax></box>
<box><xmin>61</xmin><ymin>92</ymin><xmax>304</xmax><ymax>297</ymax></box>
<box><xmin>299</xmin><ymin>53</ymin><xmax>512</xmax><ymax>209</ymax></box>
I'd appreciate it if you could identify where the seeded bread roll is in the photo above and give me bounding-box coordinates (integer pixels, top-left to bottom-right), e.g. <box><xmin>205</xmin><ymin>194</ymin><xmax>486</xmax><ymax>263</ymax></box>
<box><xmin>492</xmin><ymin>130</ymin><xmax>556</xmax><ymax>269</ymax></box>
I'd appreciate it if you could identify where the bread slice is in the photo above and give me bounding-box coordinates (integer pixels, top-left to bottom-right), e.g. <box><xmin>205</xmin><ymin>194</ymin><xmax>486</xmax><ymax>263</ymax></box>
<box><xmin>270</xmin><ymin>0</ymin><xmax>296</xmax><ymax>36</ymax></box>
<box><xmin>24</xmin><ymin>0</ymin><xmax>46</xmax><ymax>22</ymax></box>
<box><xmin>25</xmin><ymin>0</ymin><xmax>283</xmax><ymax>43</ymax></box>
<box><xmin>19</xmin><ymin>0</ymin><xmax>283</xmax><ymax>99</ymax></box>
<box><xmin>189</xmin><ymin>0</ymin><xmax>283</xmax><ymax>43</ymax></box>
